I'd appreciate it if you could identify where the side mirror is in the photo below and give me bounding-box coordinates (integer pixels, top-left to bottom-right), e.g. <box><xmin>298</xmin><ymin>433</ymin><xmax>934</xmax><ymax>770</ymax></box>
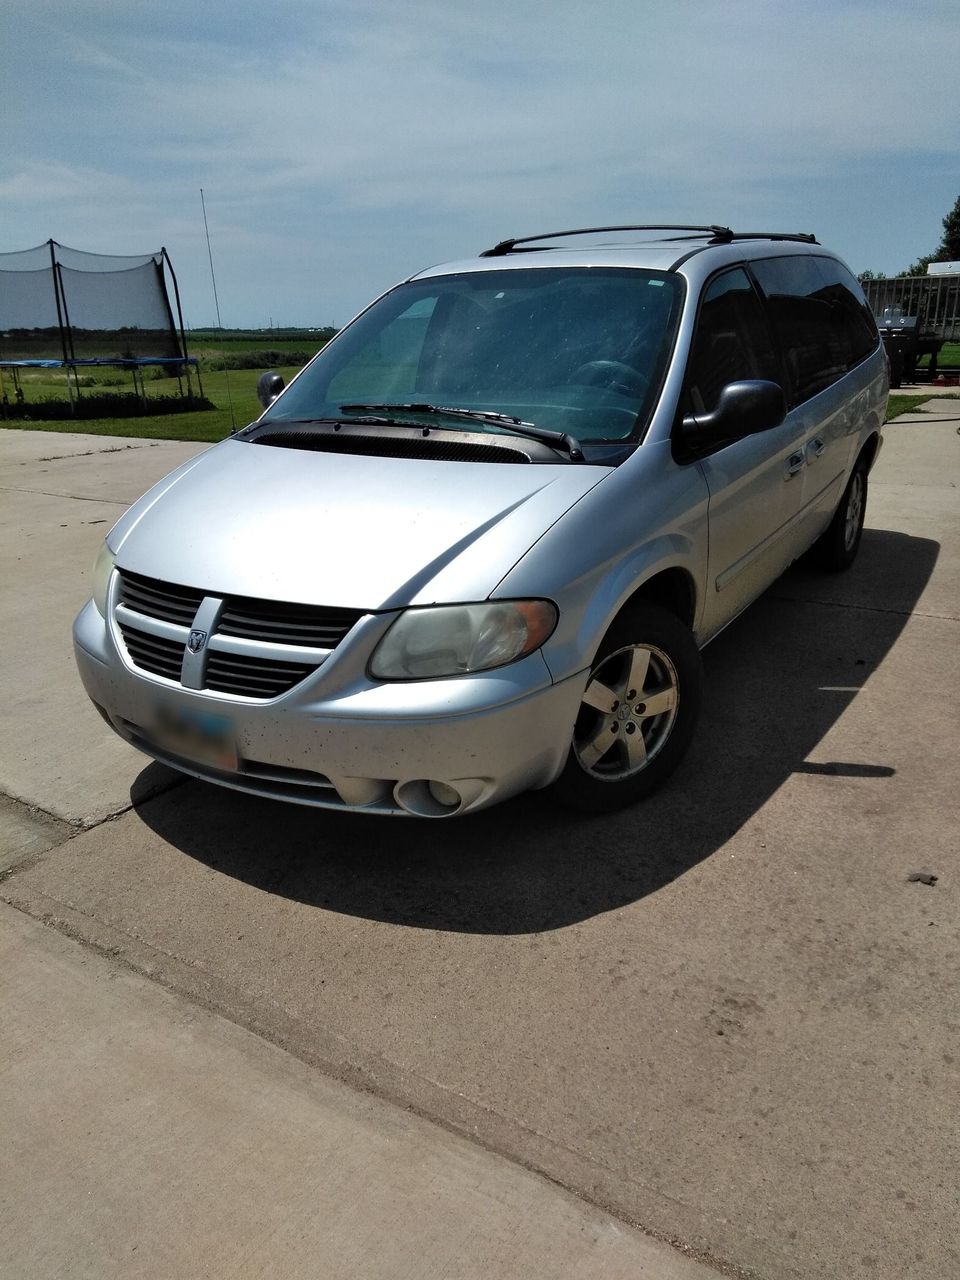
<box><xmin>257</xmin><ymin>371</ymin><xmax>285</xmax><ymax>410</ymax></box>
<box><xmin>680</xmin><ymin>380</ymin><xmax>787</xmax><ymax>450</ymax></box>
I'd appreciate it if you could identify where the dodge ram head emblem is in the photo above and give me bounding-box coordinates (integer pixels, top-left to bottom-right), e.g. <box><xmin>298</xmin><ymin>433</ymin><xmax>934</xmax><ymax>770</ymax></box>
<box><xmin>188</xmin><ymin>629</ymin><xmax>207</xmax><ymax>654</ymax></box>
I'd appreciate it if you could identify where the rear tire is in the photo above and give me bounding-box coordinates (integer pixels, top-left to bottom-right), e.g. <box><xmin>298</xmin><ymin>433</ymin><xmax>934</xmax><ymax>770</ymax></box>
<box><xmin>811</xmin><ymin>458</ymin><xmax>868</xmax><ymax>572</ymax></box>
<box><xmin>548</xmin><ymin>603</ymin><xmax>702</xmax><ymax>814</ymax></box>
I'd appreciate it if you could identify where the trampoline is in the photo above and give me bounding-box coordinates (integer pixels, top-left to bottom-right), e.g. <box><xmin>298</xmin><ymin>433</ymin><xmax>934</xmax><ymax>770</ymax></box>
<box><xmin>0</xmin><ymin>240</ymin><xmax>203</xmax><ymax>413</ymax></box>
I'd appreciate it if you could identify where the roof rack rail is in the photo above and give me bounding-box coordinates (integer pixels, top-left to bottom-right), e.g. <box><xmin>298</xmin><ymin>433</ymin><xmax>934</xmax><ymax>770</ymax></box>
<box><xmin>722</xmin><ymin>231</ymin><xmax>819</xmax><ymax>244</ymax></box>
<box><xmin>479</xmin><ymin>225</ymin><xmax>818</xmax><ymax>256</ymax></box>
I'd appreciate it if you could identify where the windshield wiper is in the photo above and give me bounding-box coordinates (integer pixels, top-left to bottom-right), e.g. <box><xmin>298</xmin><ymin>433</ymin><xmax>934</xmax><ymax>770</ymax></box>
<box><xmin>338</xmin><ymin>402</ymin><xmax>584</xmax><ymax>460</ymax></box>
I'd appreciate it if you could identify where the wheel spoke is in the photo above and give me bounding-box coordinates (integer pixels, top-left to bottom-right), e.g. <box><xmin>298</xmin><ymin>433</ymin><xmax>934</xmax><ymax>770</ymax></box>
<box><xmin>577</xmin><ymin>720</ymin><xmax>615</xmax><ymax>769</ymax></box>
<box><xmin>623</xmin><ymin>728</ymin><xmax>647</xmax><ymax>770</ymax></box>
<box><xmin>581</xmin><ymin>678</ymin><xmax>618</xmax><ymax>714</ymax></box>
<box><xmin>638</xmin><ymin>683</ymin><xmax>676</xmax><ymax>718</ymax></box>
<box><xmin>625</xmin><ymin>646</ymin><xmax>651</xmax><ymax>697</ymax></box>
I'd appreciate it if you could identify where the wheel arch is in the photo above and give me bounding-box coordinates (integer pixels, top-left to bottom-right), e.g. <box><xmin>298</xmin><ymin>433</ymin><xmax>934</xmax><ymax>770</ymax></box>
<box><xmin>858</xmin><ymin>430</ymin><xmax>882</xmax><ymax>474</ymax></box>
<box><xmin>536</xmin><ymin>544</ymin><xmax>705</xmax><ymax>686</ymax></box>
<box><xmin>618</xmin><ymin>566</ymin><xmax>697</xmax><ymax>631</ymax></box>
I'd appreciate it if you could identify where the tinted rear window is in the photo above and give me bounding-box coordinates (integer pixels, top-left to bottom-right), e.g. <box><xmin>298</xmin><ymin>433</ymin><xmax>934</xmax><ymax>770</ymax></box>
<box><xmin>809</xmin><ymin>257</ymin><xmax>879</xmax><ymax>366</ymax></box>
<box><xmin>750</xmin><ymin>255</ymin><xmax>880</xmax><ymax>405</ymax></box>
<box><xmin>750</xmin><ymin>256</ymin><xmax>848</xmax><ymax>404</ymax></box>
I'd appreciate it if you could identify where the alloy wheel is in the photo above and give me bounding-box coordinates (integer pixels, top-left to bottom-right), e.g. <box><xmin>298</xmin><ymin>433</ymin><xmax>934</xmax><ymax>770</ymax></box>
<box><xmin>573</xmin><ymin>643</ymin><xmax>680</xmax><ymax>780</ymax></box>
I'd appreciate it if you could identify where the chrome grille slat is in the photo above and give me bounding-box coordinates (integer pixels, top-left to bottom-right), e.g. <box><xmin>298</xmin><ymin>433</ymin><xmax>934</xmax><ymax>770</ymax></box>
<box><xmin>118</xmin><ymin>570</ymin><xmax>204</xmax><ymax>624</ymax></box>
<box><xmin>115</xmin><ymin>604</ymin><xmax>189</xmax><ymax>643</ymax></box>
<box><xmin>123</xmin><ymin>653</ymin><xmax>181</xmax><ymax>676</ymax></box>
<box><xmin>206</xmin><ymin>671</ymin><xmax>309</xmax><ymax>688</ymax></box>
<box><xmin>121</xmin><ymin>594</ymin><xmax>197</xmax><ymax>625</ymax></box>
<box><xmin>206</xmin><ymin>653</ymin><xmax>310</xmax><ymax>674</ymax></box>
<box><xmin>218</xmin><ymin>599</ymin><xmax>362</xmax><ymax>648</ymax></box>
<box><xmin>218</xmin><ymin>622</ymin><xmax>349</xmax><ymax>643</ymax></box>
<box><xmin>119</xmin><ymin>622</ymin><xmax>185</xmax><ymax>680</ymax></box>
<box><xmin>206</xmin><ymin>675</ymin><xmax>309</xmax><ymax>690</ymax></box>
<box><xmin>119</xmin><ymin>626</ymin><xmax>184</xmax><ymax>657</ymax></box>
<box><xmin>124</xmin><ymin>632</ymin><xmax>182</xmax><ymax>660</ymax></box>
<box><xmin>208</xmin><ymin>634</ymin><xmax>332</xmax><ymax>664</ymax></box>
<box><xmin>205</xmin><ymin>651</ymin><xmax>314</xmax><ymax>697</ymax></box>
<box><xmin>125</xmin><ymin>653</ymin><xmax>182</xmax><ymax>677</ymax></box>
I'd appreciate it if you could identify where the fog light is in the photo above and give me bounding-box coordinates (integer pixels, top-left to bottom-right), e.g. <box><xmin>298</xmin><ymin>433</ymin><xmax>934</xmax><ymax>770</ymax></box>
<box><xmin>427</xmin><ymin>780</ymin><xmax>461</xmax><ymax>808</ymax></box>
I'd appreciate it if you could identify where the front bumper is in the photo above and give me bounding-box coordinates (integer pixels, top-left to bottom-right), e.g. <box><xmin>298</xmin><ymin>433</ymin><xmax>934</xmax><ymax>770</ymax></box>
<box><xmin>73</xmin><ymin>599</ymin><xmax>585</xmax><ymax>817</ymax></box>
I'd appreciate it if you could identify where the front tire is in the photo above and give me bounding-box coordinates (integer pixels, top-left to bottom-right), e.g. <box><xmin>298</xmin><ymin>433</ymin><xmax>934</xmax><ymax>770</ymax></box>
<box><xmin>549</xmin><ymin>603</ymin><xmax>703</xmax><ymax>814</ymax></box>
<box><xmin>811</xmin><ymin>458</ymin><xmax>868</xmax><ymax>572</ymax></box>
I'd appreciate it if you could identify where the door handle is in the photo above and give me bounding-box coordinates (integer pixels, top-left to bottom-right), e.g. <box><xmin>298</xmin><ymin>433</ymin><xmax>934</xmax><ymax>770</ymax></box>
<box><xmin>784</xmin><ymin>450</ymin><xmax>805</xmax><ymax>479</ymax></box>
<box><xmin>806</xmin><ymin>437</ymin><xmax>825</xmax><ymax>461</ymax></box>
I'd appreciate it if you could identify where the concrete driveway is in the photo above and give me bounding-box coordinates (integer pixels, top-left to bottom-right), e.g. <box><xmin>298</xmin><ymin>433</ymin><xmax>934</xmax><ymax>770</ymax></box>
<box><xmin>2</xmin><ymin>405</ymin><xmax>959</xmax><ymax>1279</ymax></box>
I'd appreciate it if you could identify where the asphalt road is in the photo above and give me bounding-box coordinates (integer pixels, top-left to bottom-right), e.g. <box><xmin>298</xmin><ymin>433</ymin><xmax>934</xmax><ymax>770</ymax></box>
<box><xmin>2</xmin><ymin>402</ymin><xmax>959</xmax><ymax>1279</ymax></box>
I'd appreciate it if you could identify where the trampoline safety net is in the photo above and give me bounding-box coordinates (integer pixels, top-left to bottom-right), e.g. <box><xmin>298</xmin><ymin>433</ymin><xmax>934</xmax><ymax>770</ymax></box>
<box><xmin>0</xmin><ymin>240</ymin><xmax>186</xmax><ymax>360</ymax></box>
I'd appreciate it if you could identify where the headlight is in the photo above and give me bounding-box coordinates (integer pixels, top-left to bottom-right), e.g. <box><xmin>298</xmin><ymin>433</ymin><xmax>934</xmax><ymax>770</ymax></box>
<box><xmin>369</xmin><ymin>600</ymin><xmax>558</xmax><ymax>680</ymax></box>
<box><xmin>91</xmin><ymin>542</ymin><xmax>116</xmax><ymax>616</ymax></box>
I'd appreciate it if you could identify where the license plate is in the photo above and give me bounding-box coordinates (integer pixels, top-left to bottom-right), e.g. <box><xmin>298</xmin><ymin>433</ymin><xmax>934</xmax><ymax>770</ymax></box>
<box><xmin>151</xmin><ymin>705</ymin><xmax>238</xmax><ymax>772</ymax></box>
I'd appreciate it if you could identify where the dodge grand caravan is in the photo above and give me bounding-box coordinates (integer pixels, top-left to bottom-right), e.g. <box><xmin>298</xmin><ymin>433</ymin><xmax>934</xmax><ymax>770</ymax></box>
<box><xmin>74</xmin><ymin>224</ymin><xmax>886</xmax><ymax>817</ymax></box>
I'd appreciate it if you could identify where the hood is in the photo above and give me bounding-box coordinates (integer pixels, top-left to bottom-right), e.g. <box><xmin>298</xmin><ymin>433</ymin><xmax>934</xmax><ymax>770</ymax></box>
<box><xmin>111</xmin><ymin>438</ymin><xmax>610</xmax><ymax>609</ymax></box>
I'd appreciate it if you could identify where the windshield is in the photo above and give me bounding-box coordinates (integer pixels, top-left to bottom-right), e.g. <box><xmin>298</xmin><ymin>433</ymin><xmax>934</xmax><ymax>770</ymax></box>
<box><xmin>262</xmin><ymin>267</ymin><xmax>684</xmax><ymax>445</ymax></box>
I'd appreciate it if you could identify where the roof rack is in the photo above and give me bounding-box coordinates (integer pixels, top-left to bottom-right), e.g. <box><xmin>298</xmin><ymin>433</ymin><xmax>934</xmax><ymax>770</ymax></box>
<box><xmin>479</xmin><ymin>225</ymin><xmax>818</xmax><ymax>256</ymax></box>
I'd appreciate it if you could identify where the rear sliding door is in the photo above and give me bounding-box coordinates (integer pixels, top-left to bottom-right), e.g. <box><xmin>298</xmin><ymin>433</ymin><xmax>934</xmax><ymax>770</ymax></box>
<box><xmin>684</xmin><ymin>267</ymin><xmax>808</xmax><ymax>639</ymax></box>
<box><xmin>749</xmin><ymin>255</ymin><xmax>880</xmax><ymax>549</ymax></box>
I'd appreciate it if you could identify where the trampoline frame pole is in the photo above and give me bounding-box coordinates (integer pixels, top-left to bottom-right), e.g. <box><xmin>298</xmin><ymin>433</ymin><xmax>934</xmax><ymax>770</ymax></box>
<box><xmin>162</xmin><ymin>247</ymin><xmax>198</xmax><ymax>399</ymax></box>
<box><xmin>49</xmin><ymin>240</ymin><xmax>76</xmax><ymax>415</ymax></box>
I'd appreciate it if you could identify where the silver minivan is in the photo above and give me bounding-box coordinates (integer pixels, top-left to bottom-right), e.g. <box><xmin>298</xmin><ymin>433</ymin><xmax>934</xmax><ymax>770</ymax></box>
<box><xmin>74</xmin><ymin>224</ymin><xmax>887</xmax><ymax>817</ymax></box>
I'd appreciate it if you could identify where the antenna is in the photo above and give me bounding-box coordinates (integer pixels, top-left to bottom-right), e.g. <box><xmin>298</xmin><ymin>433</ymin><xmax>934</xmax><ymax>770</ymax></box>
<box><xmin>200</xmin><ymin>188</ymin><xmax>237</xmax><ymax>432</ymax></box>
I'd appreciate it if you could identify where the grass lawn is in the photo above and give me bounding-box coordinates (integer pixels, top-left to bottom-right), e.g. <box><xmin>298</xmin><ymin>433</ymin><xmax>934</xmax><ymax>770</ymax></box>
<box><xmin>918</xmin><ymin>341</ymin><xmax>960</xmax><ymax>370</ymax></box>
<box><xmin>886</xmin><ymin>391</ymin><xmax>960</xmax><ymax>421</ymax></box>
<box><xmin>0</xmin><ymin>367</ymin><xmax>301</xmax><ymax>442</ymax></box>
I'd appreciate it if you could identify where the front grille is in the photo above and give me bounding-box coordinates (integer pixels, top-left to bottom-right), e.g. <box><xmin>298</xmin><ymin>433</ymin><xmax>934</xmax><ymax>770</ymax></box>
<box><xmin>114</xmin><ymin>569</ymin><xmax>366</xmax><ymax>700</ymax></box>
<box><xmin>218</xmin><ymin>598</ymin><xmax>363</xmax><ymax>647</ymax></box>
<box><xmin>205</xmin><ymin>651</ymin><xmax>316</xmax><ymax>699</ymax></box>
<box><xmin>117</xmin><ymin>570</ymin><xmax>204</xmax><ymax>625</ymax></box>
<box><xmin>118</xmin><ymin>622</ymin><xmax>186</xmax><ymax>681</ymax></box>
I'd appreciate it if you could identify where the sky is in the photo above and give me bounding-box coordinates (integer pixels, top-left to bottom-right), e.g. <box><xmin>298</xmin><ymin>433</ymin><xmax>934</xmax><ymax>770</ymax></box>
<box><xmin>2</xmin><ymin>0</ymin><xmax>958</xmax><ymax>329</ymax></box>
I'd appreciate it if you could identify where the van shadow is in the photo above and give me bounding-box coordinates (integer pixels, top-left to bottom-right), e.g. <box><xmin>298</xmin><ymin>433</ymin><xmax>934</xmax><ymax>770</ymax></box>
<box><xmin>133</xmin><ymin>528</ymin><xmax>937</xmax><ymax>935</ymax></box>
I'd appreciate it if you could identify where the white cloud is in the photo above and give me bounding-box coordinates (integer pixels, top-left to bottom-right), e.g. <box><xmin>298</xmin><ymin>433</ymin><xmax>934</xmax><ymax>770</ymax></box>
<box><xmin>0</xmin><ymin>162</ymin><xmax>141</xmax><ymax>206</ymax></box>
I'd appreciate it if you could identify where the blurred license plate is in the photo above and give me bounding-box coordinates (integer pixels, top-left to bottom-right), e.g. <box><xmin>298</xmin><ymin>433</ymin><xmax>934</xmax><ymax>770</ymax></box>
<box><xmin>152</xmin><ymin>705</ymin><xmax>237</xmax><ymax>772</ymax></box>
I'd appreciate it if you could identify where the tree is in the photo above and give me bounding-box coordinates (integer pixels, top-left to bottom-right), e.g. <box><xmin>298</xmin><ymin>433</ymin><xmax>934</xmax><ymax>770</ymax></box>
<box><xmin>940</xmin><ymin>193</ymin><xmax>960</xmax><ymax>260</ymax></box>
<box><xmin>899</xmin><ymin>254</ymin><xmax>936</xmax><ymax>278</ymax></box>
<box><xmin>899</xmin><ymin>192</ymin><xmax>960</xmax><ymax>276</ymax></box>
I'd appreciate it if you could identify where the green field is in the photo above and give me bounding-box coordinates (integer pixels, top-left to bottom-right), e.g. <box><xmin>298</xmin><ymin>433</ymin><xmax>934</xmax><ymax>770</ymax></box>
<box><xmin>184</xmin><ymin>329</ymin><xmax>333</xmax><ymax>358</ymax></box>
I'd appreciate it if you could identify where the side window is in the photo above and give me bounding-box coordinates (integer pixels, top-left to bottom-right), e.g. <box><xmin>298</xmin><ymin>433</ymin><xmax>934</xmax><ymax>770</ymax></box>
<box><xmin>810</xmin><ymin>257</ymin><xmax>880</xmax><ymax>367</ymax></box>
<box><xmin>685</xmin><ymin>267</ymin><xmax>780</xmax><ymax>416</ymax></box>
<box><xmin>750</xmin><ymin>256</ymin><xmax>849</xmax><ymax>404</ymax></box>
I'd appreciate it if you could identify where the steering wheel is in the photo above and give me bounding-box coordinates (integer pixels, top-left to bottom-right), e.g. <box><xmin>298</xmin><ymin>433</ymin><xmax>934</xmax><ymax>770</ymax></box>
<box><xmin>569</xmin><ymin>360</ymin><xmax>647</xmax><ymax>397</ymax></box>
